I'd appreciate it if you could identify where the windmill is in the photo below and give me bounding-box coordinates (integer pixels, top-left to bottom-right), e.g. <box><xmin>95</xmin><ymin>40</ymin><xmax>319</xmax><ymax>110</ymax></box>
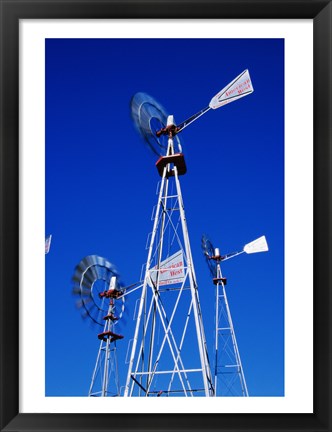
<box><xmin>124</xmin><ymin>70</ymin><xmax>254</xmax><ymax>397</ymax></box>
<box><xmin>72</xmin><ymin>255</ymin><xmax>127</xmax><ymax>397</ymax></box>
<box><xmin>202</xmin><ymin>235</ymin><xmax>269</xmax><ymax>396</ymax></box>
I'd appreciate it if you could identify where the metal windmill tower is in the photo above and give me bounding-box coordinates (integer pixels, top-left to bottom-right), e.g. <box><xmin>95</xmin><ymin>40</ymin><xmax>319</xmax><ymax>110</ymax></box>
<box><xmin>72</xmin><ymin>255</ymin><xmax>126</xmax><ymax>397</ymax></box>
<box><xmin>202</xmin><ymin>235</ymin><xmax>269</xmax><ymax>396</ymax></box>
<box><xmin>124</xmin><ymin>70</ymin><xmax>254</xmax><ymax>397</ymax></box>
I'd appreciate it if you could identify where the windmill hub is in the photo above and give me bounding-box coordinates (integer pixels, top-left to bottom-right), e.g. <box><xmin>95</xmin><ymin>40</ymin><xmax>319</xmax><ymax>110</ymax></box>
<box><xmin>99</xmin><ymin>288</ymin><xmax>122</xmax><ymax>299</ymax></box>
<box><xmin>155</xmin><ymin>123</ymin><xmax>179</xmax><ymax>138</ymax></box>
<box><xmin>155</xmin><ymin>114</ymin><xmax>181</xmax><ymax>138</ymax></box>
<box><xmin>209</xmin><ymin>247</ymin><xmax>224</xmax><ymax>262</ymax></box>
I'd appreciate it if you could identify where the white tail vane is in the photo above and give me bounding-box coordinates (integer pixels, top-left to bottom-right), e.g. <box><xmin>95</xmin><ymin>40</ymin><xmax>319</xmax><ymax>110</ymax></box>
<box><xmin>209</xmin><ymin>69</ymin><xmax>254</xmax><ymax>109</ymax></box>
<box><xmin>243</xmin><ymin>236</ymin><xmax>268</xmax><ymax>254</ymax></box>
<box><xmin>45</xmin><ymin>234</ymin><xmax>52</xmax><ymax>254</ymax></box>
<box><xmin>174</xmin><ymin>70</ymin><xmax>254</xmax><ymax>134</ymax></box>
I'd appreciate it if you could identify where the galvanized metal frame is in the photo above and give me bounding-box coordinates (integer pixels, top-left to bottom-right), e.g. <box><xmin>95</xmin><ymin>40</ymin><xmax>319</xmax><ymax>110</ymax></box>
<box><xmin>124</xmin><ymin>134</ymin><xmax>213</xmax><ymax>397</ymax></box>
<box><xmin>89</xmin><ymin>292</ymin><xmax>121</xmax><ymax>397</ymax></box>
<box><xmin>214</xmin><ymin>262</ymin><xmax>248</xmax><ymax>396</ymax></box>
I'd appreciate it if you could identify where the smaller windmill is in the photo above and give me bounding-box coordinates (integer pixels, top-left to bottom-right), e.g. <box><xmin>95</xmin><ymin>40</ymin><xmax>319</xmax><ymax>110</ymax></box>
<box><xmin>72</xmin><ymin>255</ymin><xmax>127</xmax><ymax>397</ymax></box>
<box><xmin>201</xmin><ymin>235</ymin><xmax>268</xmax><ymax>396</ymax></box>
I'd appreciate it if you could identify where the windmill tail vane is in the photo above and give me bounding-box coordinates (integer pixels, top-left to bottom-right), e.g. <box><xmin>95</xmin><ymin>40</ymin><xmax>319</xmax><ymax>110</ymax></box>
<box><xmin>132</xmin><ymin>69</ymin><xmax>254</xmax><ymax>149</ymax></box>
<box><xmin>244</xmin><ymin>235</ymin><xmax>269</xmax><ymax>254</ymax></box>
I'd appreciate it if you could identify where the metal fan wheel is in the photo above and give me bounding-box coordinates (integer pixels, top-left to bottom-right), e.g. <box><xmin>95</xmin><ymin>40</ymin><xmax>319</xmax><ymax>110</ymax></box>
<box><xmin>201</xmin><ymin>235</ymin><xmax>217</xmax><ymax>277</ymax></box>
<box><xmin>130</xmin><ymin>92</ymin><xmax>181</xmax><ymax>156</ymax></box>
<box><xmin>72</xmin><ymin>255</ymin><xmax>125</xmax><ymax>327</ymax></box>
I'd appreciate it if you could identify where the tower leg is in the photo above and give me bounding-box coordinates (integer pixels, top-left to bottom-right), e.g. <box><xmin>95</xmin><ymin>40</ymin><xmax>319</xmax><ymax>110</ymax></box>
<box><xmin>214</xmin><ymin>264</ymin><xmax>248</xmax><ymax>396</ymax></box>
<box><xmin>89</xmin><ymin>314</ymin><xmax>121</xmax><ymax>397</ymax></box>
<box><xmin>89</xmin><ymin>278</ymin><xmax>122</xmax><ymax>397</ymax></box>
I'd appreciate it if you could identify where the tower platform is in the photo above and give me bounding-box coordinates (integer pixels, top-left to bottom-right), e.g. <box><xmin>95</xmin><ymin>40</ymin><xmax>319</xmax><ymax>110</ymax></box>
<box><xmin>156</xmin><ymin>153</ymin><xmax>187</xmax><ymax>177</ymax></box>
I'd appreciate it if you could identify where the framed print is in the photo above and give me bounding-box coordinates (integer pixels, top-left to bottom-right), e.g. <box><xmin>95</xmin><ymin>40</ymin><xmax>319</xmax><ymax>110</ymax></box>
<box><xmin>0</xmin><ymin>1</ymin><xmax>331</xmax><ymax>431</ymax></box>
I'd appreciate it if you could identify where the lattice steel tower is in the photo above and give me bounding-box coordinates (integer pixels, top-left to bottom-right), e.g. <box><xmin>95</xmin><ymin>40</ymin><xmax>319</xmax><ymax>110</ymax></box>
<box><xmin>124</xmin><ymin>71</ymin><xmax>254</xmax><ymax>397</ymax></box>
<box><xmin>202</xmin><ymin>235</ymin><xmax>268</xmax><ymax>396</ymax></box>
<box><xmin>73</xmin><ymin>255</ymin><xmax>126</xmax><ymax>397</ymax></box>
<box><xmin>124</xmin><ymin>113</ymin><xmax>213</xmax><ymax>397</ymax></box>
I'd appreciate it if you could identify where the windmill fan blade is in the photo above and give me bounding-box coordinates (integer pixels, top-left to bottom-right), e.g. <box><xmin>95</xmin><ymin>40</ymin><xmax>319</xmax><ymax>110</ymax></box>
<box><xmin>72</xmin><ymin>273</ymin><xmax>83</xmax><ymax>285</ymax></box>
<box><xmin>85</xmin><ymin>302</ymin><xmax>102</xmax><ymax>321</ymax></box>
<box><xmin>95</xmin><ymin>255</ymin><xmax>106</xmax><ymax>268</ymax></box>
<box><xmin>207</xmin><ymin>260</ymin><xmax>217</xmax><ymax>277</ymax></box>
<box><xmin>130</xmin><ymin>92</ymin><xmax>181</xmax><ymax>156</ymax></box>
<box><xmin>76</xmin><ymin>297</ymin><xmax>93</xmax><ymax>310</ymax></box>
<box><xmin>243</xmin><ymin>236</ymin><xmax>269</xmax><ymax>254</ymax></box>
<box><xmin>201</xmin><ymin>234</ymin><xmax>215</xmax><ymax>257</ymax></box>
<box><xmin>80</xmin><ymin>309</ymin><xmax>89</xmax><ymax>320</ymax></box>
<box><xmin>76</xmin><ymin>299</ymin><xmax>84</xmax><ymax>309</ymax></box>
<box><xmin>82</xmin><ymin>268</ymin><xmax>95</xmax><ymax>285</ymax></box>
<box><xmin>131</xmin><ymin>92</ymin><xmax>167</xmax><ymax>156</ymax></box>
<box><xmin>82</xmin><ymin>311</ymin><xmax>102</xmax><ymax>329</ymax></box>
<box><xmin>209</xmin><ymin>69</ymin><xmax>254</xmax><ymax>109</ymax></box>
<box><xmin>73</xmin><ymin>266</ymin><xmax>94</xmax><ymax>288</ymax></box>
<box><xmin>72</xmin><ymin>254</ymin><xmax>126</xmax><ymax>327</ymax></box>
<box><xmin>95</xmin><ymin>255</ymin><xmax>118</xmax><ymax>275</ymax></box>
<box><xmin>95</xmin><ymin>265</ymin><xmax>108</xmax><ymax>281</ymax></box>
<box><xmin>72</xmin><ymin>283</ymin><xmax>84</xmax><ymax>294</ymax></box>
<box><xmin>75</xmin><ymin>256</ymin><xmax>94</xmax><ymax>274</ymax></box>
<box><xmin>96</xmin><ymin>255</ymin><xmax>105</xmax><ymax>265</ymax></box>
<box><xmin>201</xmin><ymin>234</ymin><xmax>217</xmax><ymax>277</ymax></box>
<box><xmin>72</xmin><ymin>275</ymin><xmax>91</xmax><ymax>291</ymax></box>
<box><xmin>82</xmin><ymin>309</ymin><xmax>103</xmax><ymax>327</ymax></box>
<box><xmin>72</xmin><ymin>286</ymin><xmax>81</xmax><ymax>295</ymax></box>
<box><xmin>84</xmin><ymin>256</ymin><xmax>100</xmax><ymax>279</ymax></box>
<box><xmin>81</xmin><ymin>301</ymin><xmax>95</xmax><ymax>318</ymax></box>
<box><xmin>73</xmin><ymin>286</ymin><xmax>92</xmax><ymax>297</ymax></box>
<box><xmin>96</xmin><ymin>266</ymin><xmax>107</xmax><ymax>283</ymax></box>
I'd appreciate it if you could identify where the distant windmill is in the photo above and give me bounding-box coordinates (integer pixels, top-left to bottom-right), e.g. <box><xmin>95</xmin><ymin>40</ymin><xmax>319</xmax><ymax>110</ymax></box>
<box><xmin>72</xmin><ymin>255</ymin><xmax>127</xmax><ymax>397</ymax></box>
<box><xmin>202</xmin><ymin>235</ymin><xmax>268</xmax><ymax>396</ymax></box>
<box><xmin>45</xmin><ymin>234</ymin><xmax>52</xmax><ymax>254</ymax></box>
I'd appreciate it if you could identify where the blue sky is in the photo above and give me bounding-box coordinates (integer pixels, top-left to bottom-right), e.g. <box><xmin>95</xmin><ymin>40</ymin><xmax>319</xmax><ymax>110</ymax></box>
<box><xmin>45</xmin><ymin>38</ymin><xmax>284</xmax><ymax>397</ymax></box>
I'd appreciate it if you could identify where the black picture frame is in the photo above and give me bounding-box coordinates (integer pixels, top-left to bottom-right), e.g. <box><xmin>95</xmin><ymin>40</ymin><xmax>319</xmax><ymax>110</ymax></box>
<box><xmin>0</xmin><ymin>1</ymin><xmax>331</xmax><ymax>431</ymax></box>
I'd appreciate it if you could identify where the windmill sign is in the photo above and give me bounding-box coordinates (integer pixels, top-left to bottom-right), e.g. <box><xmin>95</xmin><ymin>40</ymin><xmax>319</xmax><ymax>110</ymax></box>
<box><xmin>149</xmin><ymin>250</ymin><xmax>185</xmax><ymax>287</ymax></box>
